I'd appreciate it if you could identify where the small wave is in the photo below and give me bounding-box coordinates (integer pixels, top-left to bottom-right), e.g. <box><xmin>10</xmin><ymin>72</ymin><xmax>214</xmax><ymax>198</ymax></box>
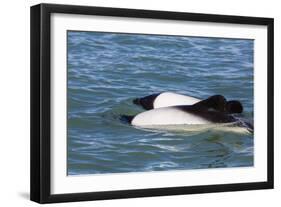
<box><xmin>144</xmin><ymin>161</ymin><xmax>179</xmax><ymax>171</ymax></box>
<box><xmin>150</xmin><ymin>144</ymin><xmax>189</xmax><ymax>152</ymax></box>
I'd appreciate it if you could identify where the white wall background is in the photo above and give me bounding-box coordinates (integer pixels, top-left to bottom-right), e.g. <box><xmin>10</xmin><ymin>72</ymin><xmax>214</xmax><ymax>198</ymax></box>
<box><xmin>0</xmin><ymin>0</ymin><xmax>279</xmax><ymax>206</ymax></box>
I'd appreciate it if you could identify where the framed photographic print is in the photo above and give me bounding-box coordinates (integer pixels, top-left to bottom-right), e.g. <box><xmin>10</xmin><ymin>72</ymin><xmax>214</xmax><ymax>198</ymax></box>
<box><xmin>30</xmin><ymin>3</ymin><xmax>274</xmax><ymax>203</ymax></box>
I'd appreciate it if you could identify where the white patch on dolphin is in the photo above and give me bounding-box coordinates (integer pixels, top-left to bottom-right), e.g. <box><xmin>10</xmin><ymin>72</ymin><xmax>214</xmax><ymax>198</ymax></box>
<box><xmin>153</xmin><ymin>92</ymin><xmax>201</xmax><ymax>108</ymax></box>
<box><xmin>131</xmin><ymin>106</ymin><xmax>211</xmax><ymax>126</ymax></box>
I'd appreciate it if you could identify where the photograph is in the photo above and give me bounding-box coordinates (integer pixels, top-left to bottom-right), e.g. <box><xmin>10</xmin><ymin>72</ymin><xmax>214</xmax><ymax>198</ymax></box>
<box><xmin>30</xmin><ymin>3</ymin><xmax>273</xmax><ymax>203</ymax></box>
<box><xmin>67</xmin><ymin>31</ymin><xmax>254</xmax><ymax>175</ymax></box>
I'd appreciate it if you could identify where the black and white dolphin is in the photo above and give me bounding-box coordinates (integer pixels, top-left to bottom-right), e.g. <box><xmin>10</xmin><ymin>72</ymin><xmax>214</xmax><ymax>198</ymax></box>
<box><xmin>133</xmin><ymin>92</ymin><xmax>243</xmax><ymax>114</ymax></box>
<box><xmin>122</xmin><ymin>95</ymin><xmax>252</xmax><ymax>134</ymax></box>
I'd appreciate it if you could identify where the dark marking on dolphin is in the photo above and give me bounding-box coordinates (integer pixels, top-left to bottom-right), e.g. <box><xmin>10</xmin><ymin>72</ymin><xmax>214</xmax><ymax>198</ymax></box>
<box><xmin>133</xmin><ymin>93</ymin><xmax>160</xmax><ymax>110</ymax></box>
<box><xmin>174</xmin><ymin>101</ymin><xmax>253</xmax><ymax>133</ymax></box>
<box><xmin>120</xmin><ymin>115</ymin><xmax>135</xmax><ymax>124</ymax></box>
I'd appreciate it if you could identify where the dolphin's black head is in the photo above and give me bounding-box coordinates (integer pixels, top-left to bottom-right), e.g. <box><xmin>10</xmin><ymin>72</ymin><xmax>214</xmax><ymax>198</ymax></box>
<box><xmin>120</xmin><ymin>115</ymin><xmax>134</xmax><ymax>124</ymax></box>
<box><xmin>226</xmin><ymin>100</ymin><xmax>243</xmax><ymax>114</ymax></box>
<box><xmin>133</xmin><ymin>93</ymin><xmax>160</xmax><ymax>110</ymax></box>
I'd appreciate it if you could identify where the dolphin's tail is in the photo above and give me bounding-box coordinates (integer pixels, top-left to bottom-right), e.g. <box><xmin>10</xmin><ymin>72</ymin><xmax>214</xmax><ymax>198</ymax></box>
<box><xmin>235</xmin><ymin>118</ymin><xmax>254</xmax><ymax>134</ymax></box>
<box><xmin>243</xmin><ymin>121</ymin><xmax>254</xmax><ymax>134</ymax></box>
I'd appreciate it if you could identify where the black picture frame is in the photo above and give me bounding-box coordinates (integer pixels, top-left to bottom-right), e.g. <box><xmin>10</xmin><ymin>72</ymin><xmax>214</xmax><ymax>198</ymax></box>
<box><xmin>30</xmin><ymin>3</ymin><xmax>274</xmax><ymax>204</ymax></box>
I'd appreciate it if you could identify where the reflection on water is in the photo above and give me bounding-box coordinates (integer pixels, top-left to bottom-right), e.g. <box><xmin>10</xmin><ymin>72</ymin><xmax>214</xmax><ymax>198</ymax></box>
<box><xmin>67</xmin><ymin>31</ymin><xmax>254</xmax><ymax>175</ymax></box>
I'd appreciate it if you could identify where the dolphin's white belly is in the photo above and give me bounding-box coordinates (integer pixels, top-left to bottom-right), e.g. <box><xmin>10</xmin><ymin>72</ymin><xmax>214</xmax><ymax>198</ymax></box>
<box><xmin>131</xmin><ymin>107</ymin><xmax>211</xmax><ymax>126</ymax></box>
<box><xmin>153</xmin><ymin>92</ymin><xmax>201</xmax><ymax>109</ymax></box>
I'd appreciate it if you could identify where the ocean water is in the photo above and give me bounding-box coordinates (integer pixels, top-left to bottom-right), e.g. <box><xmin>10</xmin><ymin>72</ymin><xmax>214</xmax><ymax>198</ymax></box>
<box><xmin>67</xmin><ymin>31</ymin><xmax>254</xmax><ymax>175</ymax></box>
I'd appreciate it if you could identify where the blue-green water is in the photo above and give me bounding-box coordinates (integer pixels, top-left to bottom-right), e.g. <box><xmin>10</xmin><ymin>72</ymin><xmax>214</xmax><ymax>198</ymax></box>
<box><xmin>67</xmin><ymin>31</ymin><xmax>254</xmax><ymax>175</ymax></box>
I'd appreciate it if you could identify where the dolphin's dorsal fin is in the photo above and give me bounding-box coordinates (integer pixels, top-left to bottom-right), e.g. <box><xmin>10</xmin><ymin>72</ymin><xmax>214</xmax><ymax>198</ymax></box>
<box><xmin>192</xmin><ymin>95</ymin><xmax>244</xmax><ymax>114</ymax></box>
<box><xmin>192</xmin><ymin>95</ymin><xmax>228</xmax><ymax>113</ymax></box>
